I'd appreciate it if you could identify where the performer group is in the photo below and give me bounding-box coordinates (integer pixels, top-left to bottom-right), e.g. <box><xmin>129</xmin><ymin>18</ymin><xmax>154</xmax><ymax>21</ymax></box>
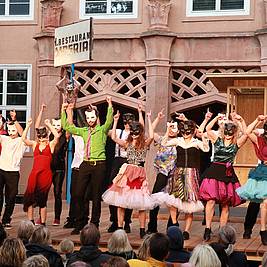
<box><xmin>0</xmin><ymin>80</ymin><xmax>267</xmax><ymax>245</ymax></box>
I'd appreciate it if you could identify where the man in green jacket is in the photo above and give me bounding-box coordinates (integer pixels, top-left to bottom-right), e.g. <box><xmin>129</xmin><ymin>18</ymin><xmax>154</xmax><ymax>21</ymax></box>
<box><xmin>61</xmin><ymin>96</ymin><xmax>113</xmax><ymax>234</ymax></box>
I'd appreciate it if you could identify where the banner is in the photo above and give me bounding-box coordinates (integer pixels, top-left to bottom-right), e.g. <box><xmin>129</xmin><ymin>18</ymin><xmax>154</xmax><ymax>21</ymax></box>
<box><xmin>54</xmin><ymin>19</ymin><xmax>93</xmax><ymax>67</ymax></box>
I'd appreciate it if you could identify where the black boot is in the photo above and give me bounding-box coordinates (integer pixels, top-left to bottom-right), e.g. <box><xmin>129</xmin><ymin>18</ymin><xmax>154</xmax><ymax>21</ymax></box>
<box><xmin>243</xmin><ymin>228</ymin><xmax>252</xmax><ymax>239</ymax></box>
<box><xmin>183</xmin><ymin>231</ymin><xmax>190</xmax><ymax>240</ymax></box>
<box><xmin>124</xmin><ymin>223</ymin><xmax>131</xmax><ymax>233</ymax></box>
<box><xmin>108</xmin><ymin>223</ymin><xmax>118</xmax><ymax>233</ymax></box>
<box><xmin>203</xmin><ymin>228</ymin><xmax>211</xmax><ymax>241</ymax></box>
<box><xmin>140</xmin><ymin>228</ymin><xmax>146</xmax><ymax>239</ymax></box>
<box><xmin>260</xmin><ymin>230</ymin><xmax>267</xmax><ymax>245</ymax></box>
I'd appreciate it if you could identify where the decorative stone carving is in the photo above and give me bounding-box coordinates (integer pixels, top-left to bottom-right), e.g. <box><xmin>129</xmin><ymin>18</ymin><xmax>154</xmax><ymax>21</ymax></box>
<box><xmin>41</xmin><ymin>0</ymin><xmax>65</xmax><ymax>31</ymax></box>
<box><xmin>147</xmin><ymin>0</ymin><xmax>171</xmax><ymax>30</ymax></box>
<box><xmin>98</xmin><ymin>74</ymin><xmax>119</xmax><ymax>92</ymax></box>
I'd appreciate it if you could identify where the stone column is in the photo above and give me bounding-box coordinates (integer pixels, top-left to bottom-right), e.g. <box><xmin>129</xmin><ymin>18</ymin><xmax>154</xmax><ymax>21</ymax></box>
<box><xmin>34</xmin><ymin>0</ymin><xmax>65</xmax><ymax>118</ymax></box>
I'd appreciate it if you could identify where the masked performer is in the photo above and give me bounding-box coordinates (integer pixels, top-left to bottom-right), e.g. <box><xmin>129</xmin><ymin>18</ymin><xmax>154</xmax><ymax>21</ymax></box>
<box><xmin>0</xmin><ymin>112</ymin><xmax>25</xmax><ymax>228</ymax></box>
<box><xmin>102</xmin><ymin>111</ymin><xmax>155</xmax><ymax>239</ymax></box>
<box><xmin>236</xmin><ymin>115</ymin><xmax>267</xmax><ymax>245</ymax></box>
<box><xmin>199</xmin><ymin>114</ymin><xmax>247</xmax><ymax>241</ymax></box>
<box><xmin>22</xmin><ymin>116</ymin><xmax>59</xmax><ymax>225</ymax></box>
<box><xmin>153</xmin><ymin>120</ymin><xmax>209</xmax><ymax>240</ymax></box>
<box><xmin>61</xmin><ymin>97</ymin><xmax>113</xmax><ymax>234</ymax></box>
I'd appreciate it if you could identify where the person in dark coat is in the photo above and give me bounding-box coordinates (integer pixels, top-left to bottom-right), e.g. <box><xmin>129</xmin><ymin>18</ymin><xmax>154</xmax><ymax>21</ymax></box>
<box><xmin>166</xmin><ymin>226</ymin><xmax>191</xmax><ymax>264</ymax></box>
<box><xmin>25</xmin><ymin>225</ymin><xmax>63</xmax><ymax>267</ymax></box>
<box><xmin>67</xmin><ymin>224</ymin><xmax>111</xmax><ymax>267</ymax></box>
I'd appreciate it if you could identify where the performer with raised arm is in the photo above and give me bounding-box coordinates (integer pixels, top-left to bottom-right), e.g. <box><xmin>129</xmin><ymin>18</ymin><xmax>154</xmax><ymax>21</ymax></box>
<box><xmin>22</xmin><ymin>116</ymin><xmax>59</xmax><ymax>225</ymax></box>
<box><xmin>236</xmin><ymin>115</ymin><xmax>267</xmax><ymax>245</ymax></box>
<box><xmin>153</xmin><ymin>120</ymin><xmax>209</xmax><ymax>240</ymax></box>
<box><xmin>0</xmin><ymin>110</ymin><xmax>25</xmax><ymax>228</ymax></box>
<box><xmin>199</xmin><ymin>113</ymin><xmax>247</xmax><ymax>241</ymax></box>
<box><xmin>107</xmin><ymin>104</ymin><xmax>144</xmax><ymax>234</ymax></box>
<box><xmin>61</xmin><ymin>97</ymin><xmax>113</xmax><ymax>234</ymax></box>
<box><xmin>102</xmin><ymin>110</ymin><xmax>155</xmax><ymax>239</ymax></box>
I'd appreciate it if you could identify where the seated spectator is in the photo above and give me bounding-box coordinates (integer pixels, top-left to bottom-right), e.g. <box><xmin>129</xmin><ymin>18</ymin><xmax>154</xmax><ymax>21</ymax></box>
<box><xmin>103</xmin><ymin>256</ymin><xmax>130</xmax><ymax>267</ymax></box>
<box><xmin>69</xmin><ymin>262</ymin><xmax>91</xmax><ymax>267</ymax></box>
<box><xmin>166</xmin><ymin>226</ymin><xmax>191</xmax><ymax>264</ymax></box>
<box><xmin>59</xmin><ymin>239</ymin><xmax>74</xmax><ymax>266</ymax></box>
<box><xmin>26</xmin><ymin>225</ymin><xmax>63</xmax><ymax>267</ymax></box>
<box><xmin>218</xmin><ymin>225</ymin><xmax>248</xmax><ymax>267</ymax></box>
<box><xmin>67</xmin><ymin>223</ymin><xmax>111</xmax><ymax>267</ymax></box>
<box><xmin>23</xmin><ymin>255</ymin><xmax>49</xmax><ymax>267</ymax></box>
<box><xmin>0</xmin><ymin>237</ymin><xmax>26</xmax><ymax>267</ymax></box>
<box><xmin>189</xmin><ymin>244</ymin><xmax>221</xmax><ymax>267</ymax></box>
<box><xmin>0</xmin><ymin>222</ymin><xmax>7</xmax><ymax>246</ymax></box>
<box><xmin>260</xmin><ymin>252</ymin><xmax>267</xmax><ymax>267</ymax></box>
<box><xmin>17</xmin><ymin>220</ymin><xmax>35</xmax><ymax>245</ymax></box>
<box><xmin>209</xmin><ymin>242</ymin><xmax>229</xmax><ymax>267</ymax></box>
<box><xmin>128</xmin><ymin>233</ymin><xmax>170</xmax><ymax>267</ymax></box>
<box><xmin>105</xmin><ymin>230</ymin><xmax>136</xmax><ymax>260</ymax></box>
<box><xmin>136</xmin><ymin>234</ymin><xmax>152</xmax><ymax>261</ymax></box>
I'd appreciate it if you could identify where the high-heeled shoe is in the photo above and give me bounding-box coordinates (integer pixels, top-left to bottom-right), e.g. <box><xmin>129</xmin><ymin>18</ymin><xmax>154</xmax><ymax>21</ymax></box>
<box><xmin>140</xmin><ymin>228</ymin><xmax>146</xmax><ymax>239</ymax></box>
<box><xmin>203</xmin><ymin>228</ymin><xmax>211</xmax><ymax>241</ymax></box>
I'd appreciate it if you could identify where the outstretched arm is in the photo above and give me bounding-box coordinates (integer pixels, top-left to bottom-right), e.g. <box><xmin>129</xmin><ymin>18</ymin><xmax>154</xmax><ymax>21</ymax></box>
<box><xmin>102</xmin><ymin>96</ymin><xmax>113</xmax><ymax>134</ymax></box>
<box><xmin>152</xmin><ymin>109</ymin><xmax>165</xmax><ymax>141</ymax></box>
<box><xmin>137</xmin><ymin>103</ymin><xmax>145</xmax><ymax>127</ymax></box>
<box><xmin>45</xmin><ymin>119</ymin><xmax>59</xmax><ymax>153</ymax></box>
<box><xmin>197</xmin><ymin>135</ymin><xmax>210</xmax><ymax>152</ymax></box>
<box><xmin>245</xmin><ymin>115</ymin><xmax>266</xmax><ymax>144</ymax></box>
<box><xmin>235</xmin><ymin>114</ymin><xmax>248</xmax><ymax>148</ymax></box>
<box><xmin>22</xmin><ymin>118</ymin><xmax>35</xmax><ymax>147</ymax></box>
<box><xmin>35</xmin><ymin>104</ymin><xmax>46</xmax><ymax>129</ymax></box>
<box><xmin>145</xmin><ymin>111</ymin><xmax>154</xmax><ymax>147</ymax></box>
<box><xmin>196</xmin><ymin>110</ymin><xmax>213</xmax><ymax>138</ymax></box>
<box><xmin>10</xmin><ymin>110</ymin><xmax>23</xmax><ymax>136</ymax></box>
<box><xmin>206</xmin><ymin>115</ymin><xmax>220</xmax><ymax>143</ymax></box>
<box><xmin>111</xmin><ymin>111</ymin><xmax>126</xmax><ymax>147</ymax></box>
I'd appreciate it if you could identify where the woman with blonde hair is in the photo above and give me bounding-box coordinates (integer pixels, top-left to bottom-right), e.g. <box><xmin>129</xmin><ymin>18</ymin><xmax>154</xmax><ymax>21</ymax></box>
<box><xmin>17</xmin><ymin>220</ymin><xmax>35</xmax><ymax>245</ymax></box>
<box><xmin>0</xmin><ymin>237</ymin><xmax>26</xmax><ymax>267</ymax></box>
<box><xmin>105</xmin><ymin>229</ymin><xmax>136</xmax><ymax>260</ymax></box>
<box><xmin>189</xmin><ymin>244</ymin><xmax>221</xmax><ymax>267</ymax></box>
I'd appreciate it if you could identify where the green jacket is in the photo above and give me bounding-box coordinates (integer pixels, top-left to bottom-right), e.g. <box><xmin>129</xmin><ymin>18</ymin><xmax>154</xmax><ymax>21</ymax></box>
<box><xmin>61</xmin><ymin>107</ymin><xmax>113</xmax><ymax>161</ymax></box>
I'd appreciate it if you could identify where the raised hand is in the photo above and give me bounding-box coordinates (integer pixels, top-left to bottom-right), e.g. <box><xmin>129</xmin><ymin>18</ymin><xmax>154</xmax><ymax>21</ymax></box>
<box><xmin>44</xmin><ymin>119</ymin><xmax>50</xmax><ymax>125</ymax></box>
<box><xmin>205</xmin><ymin>111</ymin><xmax>213</xmax><ymax>120</ymax></box>
<box><xmin>10</xmin><ymin>110</ymin><xmax>16</xmax><ymax>121</ymax></box>
<box><xmin>147</xmin><ymin>110</ymin><xmax>152</xmax><ymax>118</ymax></box>
<box><xmin>157</xmin><ymin>108</ymin><xmax>165</xmax><ymax>120</ymax></box>
<box><xmin>62</xmin><ymin>103</ymin><xmax>68</xmax><ymax>111</ymax></box>
<box><xmin>41</xmin><ymin>103</ymin><xmax>47</xmax><ymax>111</ymax></box>
<box><xmin>106</xmin><ymin>96</ymin><xmax>112</xmax><ymax>106</ymax></box>
<box><xmin>257</xmin><ymin>115</ymin><xmax>266</xmax><ymax>122</ymax></box>
<box><xmin>137</xmin><ymin>102</ymin><xmax>143</xmax><ymax>113</ymax></box>
<box><xmin>176</xmin><ymin>112</ymin><xmax>187</xmax><ymax>121</ymax></box>
<box><xmin>114</xmin><ymin>110</ymin><xmax>120</xmax><ymax>121</ymax></box>
<box><xmin>27</xmin><ymin>118</ymin><xmax>33</xmax><ymax>126</ymax></box>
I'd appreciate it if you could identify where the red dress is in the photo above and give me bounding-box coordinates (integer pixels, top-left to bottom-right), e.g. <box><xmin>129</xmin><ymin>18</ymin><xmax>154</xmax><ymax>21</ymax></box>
<box><xmin>23</xmin><ymin>143</ymin><xmax>52</xmax><ymax>211</ymax></box>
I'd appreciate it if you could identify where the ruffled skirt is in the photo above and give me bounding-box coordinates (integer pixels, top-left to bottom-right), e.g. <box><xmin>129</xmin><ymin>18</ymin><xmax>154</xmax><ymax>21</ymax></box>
<box><xmin>236</xmin><ymin>164</ymin><xmax>267</xmax><ymax>203</ymax></box>
<box><xmin>102</xmin><ymin>163</ymin><xmax>156</xmax><ymax>210</ymax></box>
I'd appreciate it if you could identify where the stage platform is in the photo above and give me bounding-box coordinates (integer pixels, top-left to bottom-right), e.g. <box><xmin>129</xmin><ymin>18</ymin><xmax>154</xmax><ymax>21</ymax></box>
<box><xmin>5</xmin><ymin>200</ymin><xmax>267</xmax><ymax>262</ymax></box>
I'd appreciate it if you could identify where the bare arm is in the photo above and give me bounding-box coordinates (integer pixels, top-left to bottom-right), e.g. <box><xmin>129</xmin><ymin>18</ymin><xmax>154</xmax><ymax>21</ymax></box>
<box><xmin>35</xmin><ymin>104</ymin><xmax>46</xmax><ymax>129</ymax></box>
<box><xmin>145</xmin><ymin>111</ymin><xmax>154</xmax><ymax>147</ymax></box>
<box><xmin>137</xmin><ymin>103</ymin><xmax>145</xmax><ymax>127</ymax></box>
<box><xmin>56</xmin><ymin>76</ymin><xmax>68</xmax><ymax>92</ymax></box>
<box><xmin>196</xmin><ymin>110</ymin><xmax>213</xmax><ymax>138</ymax></box>
<box><xmin>246</xmin><ymin>115</ymin><xmax>266</xmax><ymax>144</ymax></box>
<box><xmin>234</xmin><ymin>114</ymin><xmax>248</xmax><ymax>148</ymax></box>
<box><xmin>45</xmin><ymin>119</ymin><xmax>59</xmax><ymax>153</ymax></box>
<box><xmin>22</xmin><ymin>118</ymin><xmax>35</xmax><ymax>147</ymax></box>
<box><xmin>206</xmin><ymin>115</ymin><xmax>220</xmax><ymax>143</ymax></box>
<box><xmin>111</xmin><ymin>111</ymin><xmax>126</xmax><ymax>148</ymax></box>
<box><xmin>66</xmin><ymin>103</ymin><xmax>74</xmax><ymax>125</ymax></box>
<box><xmin>161</xmin><ymin>136</ymin><xmax>179</xmax><ymax>147</ymax></box>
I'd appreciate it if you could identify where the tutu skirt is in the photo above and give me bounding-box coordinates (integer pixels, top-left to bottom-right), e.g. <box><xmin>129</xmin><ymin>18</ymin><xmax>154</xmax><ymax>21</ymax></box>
<box><xmin>102</xmin><ymin>163</ymin><xmax>156</xmax><ymax>210</ymax></box>
<box><xmin>236</xmin><ymin>164</ymin><xmax>267</xmax><ymax>203</ymax></box>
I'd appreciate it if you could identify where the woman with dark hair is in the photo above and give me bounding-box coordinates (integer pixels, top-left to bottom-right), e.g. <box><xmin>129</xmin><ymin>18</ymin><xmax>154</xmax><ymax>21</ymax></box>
<box><xmin>102</xmin><ymin>111</ymin><xmax>155</xmax><ymax>238</ymax></box>
<box><xmin>209</xmin><ymin>242</ymin><xmax>229</xmax><ymax>267</ymax></box>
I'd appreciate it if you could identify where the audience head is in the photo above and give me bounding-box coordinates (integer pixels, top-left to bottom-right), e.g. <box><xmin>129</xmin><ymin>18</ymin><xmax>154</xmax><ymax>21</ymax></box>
<box><xmin>80</xmin><ymin>223</ymin><xmax>100</xmax><ymax>246</ymax></box>
<box><xmin>167</xmin><ymin>225</ymin><xmax>184</xmax><ymax>250</ymax></box>
<box><xmin>189</xmin><ymin>244</ymin><xmax>221</xmax><ymax>267</ymax></box>
<box><xmin>17</xmin><ymin>220</ymin><xmax>35</xmax><ymax>244</ymax></box>
<box><xmin>137</xmin><ymin>234</ymin><xmax>152</xmax><ymax>260</ymax></box>
<box><xmin>149</xmin><ymin>233</ymin><xmax>170</xmax><ymax>262</ymax></box>
<box><xmin>107</xmin><ymin>229</ymin><xmax>132</xmax><ymax>254</ymax></box>
<box><xmin>69</xmin><ymin>261</ymin><xmax>91</xmax><ymax>267</ymax></box>
<box><xmin>260</xmin><ymin>252</ymin><xmax>267</xmax><ymax>267</ymax></box>
<box><xmin>0</xmin><ymin>222</ymin><xmax>7</xmax><ymax>246</ymax></box>
<box><xmin>23</xmin><ymin>255</ymin><xmax>49</xmax><ymax>267</ymax></box>
<box><xmin>209</xmin><ymin>242</ymin><xmax>229</xmax><ymax>267</ymax></box>
<box><xmin>218</xmin><ymin>225</ymin><xmax>236</xmax><ymax>255</ymax></box>
<box><xmin>59</xmin><ymin>238</ymin><xmax>74</xmax><ymax>254</ymax></box>
<box><xmin>0</xmin><ymin>237</ymin><xmax>26</xmax><ymax>267</ymax></box>
<box><xmin>103</xmin><ymin>256</ymin><xmax>130</xmax><ymax>267</ymax></box>
<box><xmin>30</xmin><ymin>225</ymin><xmax>50</xmax><ymax>246</ymax></box>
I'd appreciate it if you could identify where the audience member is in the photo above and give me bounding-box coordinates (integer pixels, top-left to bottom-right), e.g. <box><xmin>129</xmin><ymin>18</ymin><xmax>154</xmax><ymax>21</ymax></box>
<box><xmin>0</xmin><ymin>237</ymin><xmax>26</xmax><ymax>267</ymax></box>
<box><xmin>103</xmin><ymin>256</ymin><xmax>130</xmax><ymax>267</ymax></box>
<box><xmin>260</xmin><ymin>252</ymin><xmax>267</xmax><ymax>267</ymax></box>
<box><xmin>59</xmin><ymin>239</ymin><xmax>74</xmax><ymax>266</ymax></box>
<box><xmin>26</xmin><ymin>225</ymin><xmax>63</xmax><ymax>267</ymax></box>
<box><xmin>189</xmin><ymin>244</ymin><xmax>221</xmax><ymax>267</ymax></box>
<box><xmin>209</xmin><ymin>242</ymin><xmax>229</xmax><ymax>267</ymax></box>
<box><xmin>67</xmin><ymin>223</ymin><xmax>111</xmax><ymax>266</ymax></box>
<box><xmin>105</xmin><ymin>230</ymin><xmax>136</xmax><ymax>260</ymax></box>
<box><xmin>69</xmin><ymin>262</ymin><xmax>91</xmax><ymax>267</ymax></box>
<box><xmin>218</xmin><ymin>225</ymin><xmax>248</xmax><ymax>267</ymax></box>
<box><xmin>23</xmin><ymin>255</ymin><xmax>49</xmax><ymax>267</ymax></box>
<box><xmin>136</xmin><ymin>234</ymin><xmax>152</xmax><ymax>261</ymax></box>
<box><xmin>166</xmin><ymin>226</ymin><xmax>191</xmax><ymax>264</ymax></box>
<box><xmin>0</xmin><ymin>222</ymin><xmax>7</xmax><ymax>246</ymax></box>
<box><xmin>17</xmin><ymin>220</ymin><xmax>35</xmax><ymax>245</ymax></box>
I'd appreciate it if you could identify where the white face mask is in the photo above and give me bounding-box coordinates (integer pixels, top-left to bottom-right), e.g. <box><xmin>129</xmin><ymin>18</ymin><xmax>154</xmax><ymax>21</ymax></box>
<box><xmin>167</xmin><ymin>122</ymin><xmax>178</xmax><ymax>135</ymax></box>
<box><xmin>85</xmin><ymin>110</ymin><xmax>97</xmax><ymax>126</ymax></box>
<box><xmin>7</xmin><ymin>124</ymin><xmax>18</xmax><ymax>138</ymax></box>
<box><xmin>52</xmin><ymin>119</ymin><xmax>62</xmax><ymax>133</ymax></box>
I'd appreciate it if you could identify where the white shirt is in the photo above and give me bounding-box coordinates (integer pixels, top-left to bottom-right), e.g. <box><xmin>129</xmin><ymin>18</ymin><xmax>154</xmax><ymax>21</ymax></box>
<box><xmin>0</xmin><ymin>135</ymin><xmax>27</xmax><ymax>171</ymax></box>
<box><xmin>71</xmin><ymin>135</ymin><xmax>84</xmax><ymax>169</ymax></box>
<box><xmin>114</xmin><ymin>129</ymin><xmax>129</xmax><ymax>158</ymax></box>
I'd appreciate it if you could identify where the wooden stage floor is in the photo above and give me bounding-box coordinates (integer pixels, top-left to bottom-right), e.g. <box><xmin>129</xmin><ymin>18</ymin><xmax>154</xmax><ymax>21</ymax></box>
<box><xmin>5</xmin><ymin>200</ymin><xmax>267</xmax><ymax>262</ymax></box>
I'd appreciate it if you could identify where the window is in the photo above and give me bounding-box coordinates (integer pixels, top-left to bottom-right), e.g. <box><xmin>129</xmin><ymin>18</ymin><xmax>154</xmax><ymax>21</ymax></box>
<box><xmin>186</xmin><ymin>0</ymin><xmax>250</xmax><ymax>16</ymax></box>
<box><xmin>0</xmin><ymin>65</ymin><xmax>32</xmax><ymax>129</ymax></box>
<box><xmin>0</xmin><ymin>0</ymin><xmax>34</xmax><ymax>20</ymax></box>
<box><xmin>80</xmin><ymin>0</ymin><xmax>138</xmax><ymax>19</ymax></box>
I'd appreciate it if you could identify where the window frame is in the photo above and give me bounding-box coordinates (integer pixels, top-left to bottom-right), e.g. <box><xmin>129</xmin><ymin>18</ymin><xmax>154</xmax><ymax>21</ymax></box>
<box><xmin>0</xmin><ymin>64</ymin><xmax>32</xmax><ymax>126</ymax></box>
<box><xmin>0</xmin><ymin>0</ymin><xmax>34</xmax><ymax>21</ymax></box>
<box><xmin>79</xmin><ymin>0</ymin><xmax>138</xmax><ymax>20</ymax></box>
<box><xmin>186</xmin><ymin>0</ymin><xmax>250</xmax><ymax>17</ymax></box>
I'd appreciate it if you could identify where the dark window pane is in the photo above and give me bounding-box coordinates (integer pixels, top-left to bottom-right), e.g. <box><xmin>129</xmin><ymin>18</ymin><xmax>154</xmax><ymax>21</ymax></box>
<box><xmin>7</xmin><ymin>70</ymin><xmax>27</xmax><ymax>81</ymax></box>
<box><xmin>7</xmin><ymin>95</ymin><xmax>27</xmax><ymax>105</ymax></box>
<box><xmin>0</xmin><ymin>70</ymin><xmax>3</xmax><ymax>80</ymax></box>
<box><xmin>0</xmin><ymin>83</ymin><xmax>2</xmax><ymax>93</ymax></box>
<box><xmin>7</xmin><ymin>110</ymin><xmax>26</xmax><ymax>121</ymax></box>
<box><xmin>10</xmin><ymin>0</ymin><xmax>29</xmax><ymax>3</ymax></box>
<box><xmin>0</xmin><ymin>0</ymin><xmax>5</xmax><ymax>3</ymax></box>
<box><xmin>7</xmin><ymin>82</ymin><xmax>27</xmax><ymax>93</ymax></box>
<box><xmin>0</xmin><ymin>94</ymin><xmax>2</xmax><ymax>105</ymax></box>
<box><xmin>221</xmin><ymin>0</ymin><xmax>244</xmax><ymax>10</ymax></box>
<box><xmin>85</xmin><ymin>2</ymin><xmax>107</xmax><ymax>13</ymax></box>
<box><xmin>0</xmin><ymin>3</ymin><xmax>5</xmax><ymax>15</ymax></box>
<box><xmin>193</xmin><ymin>0</ymin><xmax>216</xmax><ymax>10</ymax></box>
<box><xmin>111</xmin><ymin>1</ymin><xmax>133</xmax><ymax>13</ymax></box>
<box><xmin>9</xmin><ymin>4</ymin><xmax>29</xmax><ymax>15</ymax></box>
